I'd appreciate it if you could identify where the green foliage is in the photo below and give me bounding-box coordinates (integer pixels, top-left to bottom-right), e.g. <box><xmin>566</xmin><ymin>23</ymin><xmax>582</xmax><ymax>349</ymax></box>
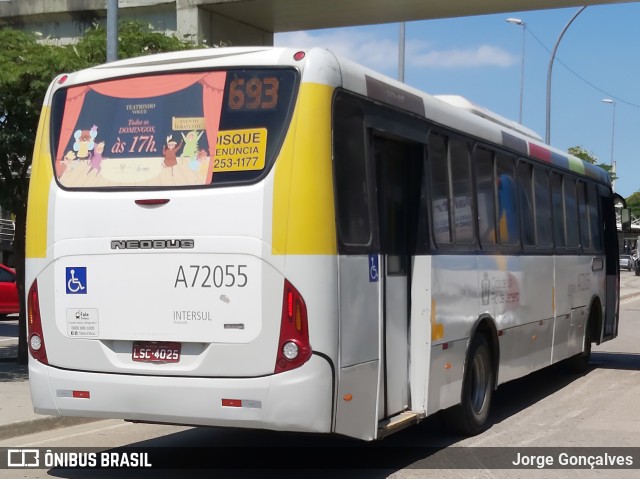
<box><xmin>73</xmin><ymin>20</ymin><xmax>196</xmax><ymax>66</ymax></box>
<box><xmin>626</xmin><ymin>191</ymin><xmax>640</xmax><ymax>219</ymax></box>
<box><xmin>0</xmin><ymin>29</ymin><xmax>71</xmax><ymax>214</ymax></box>
<box><xmin>0</xmin><ymin>21</ymin><xmax>196</xmax><ymax>212</ymax></box>
<box><xmin>0</xmin><ymin>21</ymin><xmax>197</xmax><ymax>364</ymax></box>
<box><xmin>568</xmin><ymin>145</ymin><xmax>598</xmax><ymax>164</ymax></box>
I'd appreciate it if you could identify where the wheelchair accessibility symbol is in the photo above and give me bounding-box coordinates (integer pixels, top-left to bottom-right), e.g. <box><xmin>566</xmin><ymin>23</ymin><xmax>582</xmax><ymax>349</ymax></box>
<box><xmin>66</xmin><ymin>267</ymin><xmax>87</xmax><ymax>294</ymax></box>
<box><xmin>368</xmin><ymin>254</ymin><xmax>379</xmax><ymax>283</ymax></box>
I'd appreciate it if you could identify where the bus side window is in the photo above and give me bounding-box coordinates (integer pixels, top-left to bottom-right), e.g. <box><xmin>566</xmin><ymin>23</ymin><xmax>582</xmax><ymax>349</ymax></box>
<box><xmin>517</xmin><ymin>160</ymin><xmax>535</xmax><ymax>247</ymax></box>
<box><xmin>496</xmin><ymin>154</ymin><xmax>519</xmax><ymax>246</ymax></box>
<box><xmin>550</xmin><ymin>172</ymin><xmax>565</xmax><ymax>248</ymax></box>
<box><xmin>563</xmin><ymin>177</ymin><xmax>579</xmax><ymax>248</ymax></box>
<box><xmin>534</xmin><ymin>167</ymin><xmax>553</xmax><ymax>247</ymax></box>
<box><xmin>587</xmin><ymin>184</ymin><xmax>602</xmax><ymax>252</ymax></box>
<box><xmin>577</xmin><ymin>181</ymin><xmax>591</xmax><ymax>250</ymax></box>
<box><xmin>429</xmin><ymin>132</ymin><xmax>451</xmax><ymax>245</ymax></box>
<box><xmin>475</xmin><ymin>147</ymin><xmax>496</xmax><ymax>247</ymax></box>
<box><xmin>333</xmin><ymin>96</ymin><xmax>371</xmax><ymax>251</ymax></box>
<box><xmin>450</xmin><ymin>138</ymin><xmax>474</xmax><ymax>244</ymax></box>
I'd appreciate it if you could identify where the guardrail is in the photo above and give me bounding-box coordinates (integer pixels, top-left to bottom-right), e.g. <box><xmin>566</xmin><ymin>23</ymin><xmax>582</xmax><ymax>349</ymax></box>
<box><xmin>0</xmin><ymin>218</ymin><xmax>15</xmax><ymax>247</ymax></box>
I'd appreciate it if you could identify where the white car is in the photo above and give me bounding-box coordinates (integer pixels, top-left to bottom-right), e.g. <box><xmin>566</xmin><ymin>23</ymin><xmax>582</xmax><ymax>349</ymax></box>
<box><xmin>620</xmin><ymin>254</ymin><xmax>634</xmax><ymax>271</ymax></box>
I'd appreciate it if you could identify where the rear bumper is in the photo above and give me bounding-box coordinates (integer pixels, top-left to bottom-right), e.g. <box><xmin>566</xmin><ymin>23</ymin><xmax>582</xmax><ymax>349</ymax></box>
<box><xmin>29</xmin><ymin>354</ymin><xmax>334</xmax><ymax>434</ymax></box>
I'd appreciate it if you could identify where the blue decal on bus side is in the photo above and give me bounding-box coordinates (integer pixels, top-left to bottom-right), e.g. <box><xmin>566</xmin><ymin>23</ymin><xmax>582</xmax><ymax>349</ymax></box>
<box><xmin>369</xmin><ymin>255</ymin><xmax>379</xmax><ymax>282</ymax></box>
<box><xmin>66</xmin><ymin>267</ymin><xmax>87</xmax><ymax>294</ymax></box>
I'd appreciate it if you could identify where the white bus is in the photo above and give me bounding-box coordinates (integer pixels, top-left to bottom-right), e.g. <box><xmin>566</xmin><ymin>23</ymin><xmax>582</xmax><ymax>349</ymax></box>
<box><xmin>26</xmin><ymin>47</ymin><xmax>620</xmax><ymax>441</ymax></box>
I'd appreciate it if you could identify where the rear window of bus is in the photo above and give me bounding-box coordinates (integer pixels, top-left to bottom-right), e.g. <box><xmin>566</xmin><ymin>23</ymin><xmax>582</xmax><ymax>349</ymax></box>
<box><xmin>49</xmin><ymin>68</ymin><xmax>298</xmax><ymax>189</ymax></box>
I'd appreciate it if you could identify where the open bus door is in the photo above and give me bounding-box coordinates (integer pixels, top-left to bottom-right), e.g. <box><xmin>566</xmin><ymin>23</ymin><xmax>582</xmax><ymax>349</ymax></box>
<box><xmin>601</xmin><ymin>192</ymin><xmax>625</xmax><ymax>341</ymax></box>
<box><xmin>373</xmin><ymin>135</ymin><xmax>424</xmax><ymax>422</ymax></box>
<box><xmin>332</xmin><ymin>94</ymin><xmax>431</xmax><ymax>439</ymax></box>
<box><xmin>333</xmin><ymin>132</ymin><xmax>424</xmax><ymax>440</ymax></box>
<box><xmin>332</xmin><ymin>94</ymin><xmax>428</xmax><ymax>438</ymax></box>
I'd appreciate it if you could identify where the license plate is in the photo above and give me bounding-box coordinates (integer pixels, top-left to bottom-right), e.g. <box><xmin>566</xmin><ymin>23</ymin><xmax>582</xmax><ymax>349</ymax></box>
<box><xmin>132</xmin><ymin>341</ymin><xmax>181</xmax><ymax>363</ymax></box>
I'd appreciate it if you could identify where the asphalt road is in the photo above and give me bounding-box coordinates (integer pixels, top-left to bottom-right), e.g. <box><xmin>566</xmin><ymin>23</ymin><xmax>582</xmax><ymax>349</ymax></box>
<box><xmin>1</xmin><ymin>281</ymin><xmax>639</xmax><ymax>479</ymax></box>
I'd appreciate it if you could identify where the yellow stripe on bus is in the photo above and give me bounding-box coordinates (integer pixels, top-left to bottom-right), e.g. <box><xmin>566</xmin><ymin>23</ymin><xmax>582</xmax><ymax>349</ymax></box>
<box><xmin>272</xmin><ymin>83</ymin><xmax>337</xmax><ymax>255</ymax></box>
<box><xmin>26</xmin><ymin>105</ymin><xmax>54</xmax><ymax>259</ymax></box>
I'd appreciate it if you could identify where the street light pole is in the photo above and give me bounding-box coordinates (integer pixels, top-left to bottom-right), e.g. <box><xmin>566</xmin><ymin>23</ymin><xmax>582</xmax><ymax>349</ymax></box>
<box><xmin>398</xmin><ymin>22</ymin><xmax>405</xmax><ymax>83</ymax></box>
<box><xmin>107</xmin><ymin>0</ymin><xmax>118</xmax><ymax>62</ymax></box>
<box><xmin>545</xmin><ymin>6</ymin><xmax>587</xmax><ymax>144</ymax></box>
<box><xmin>602</xmin><ymin>98</ymin><xmax>616</xmax><ymax>190</ymax></box>
<box><xmin>506</xmin><ymin>18</ymin><xmax>526</xmax><ymax>124</ymax></box>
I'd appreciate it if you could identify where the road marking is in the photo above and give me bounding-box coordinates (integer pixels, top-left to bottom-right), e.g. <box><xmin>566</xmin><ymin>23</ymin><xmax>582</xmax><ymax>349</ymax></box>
<box><xmin>13</xmin><ymin>420</ymin><xmax>128</xmax><ymax>447</ymax></box>
<box><xmin>621</xmin><ymin>295</ymin><xmax>640</xmax><ymax>306</ymax></box>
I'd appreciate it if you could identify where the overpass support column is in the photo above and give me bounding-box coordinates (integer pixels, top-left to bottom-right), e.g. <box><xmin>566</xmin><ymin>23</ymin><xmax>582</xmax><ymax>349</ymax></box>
<box><xmin>176</xmin><ymin>0</ymin><xmax>273</xmax><ymax>47</ymax></box>
<box><xmin>176</xmin><ymin>0</ymin><xmax>208</xmax><ymax>44</ymax></box>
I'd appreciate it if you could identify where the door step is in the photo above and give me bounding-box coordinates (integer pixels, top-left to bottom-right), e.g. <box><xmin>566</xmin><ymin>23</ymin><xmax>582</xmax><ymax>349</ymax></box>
<box><xmin>377</xmin><ymin>411</ymin><xmax>424</xmax><ymax>439</ymax></box>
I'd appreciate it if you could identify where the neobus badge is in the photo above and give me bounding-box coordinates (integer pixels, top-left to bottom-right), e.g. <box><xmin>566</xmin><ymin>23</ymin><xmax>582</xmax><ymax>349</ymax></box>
<box><xmin>110</xmin><ymin>239</ymin><xmax>194</xmax><ymax>250</ymax></box>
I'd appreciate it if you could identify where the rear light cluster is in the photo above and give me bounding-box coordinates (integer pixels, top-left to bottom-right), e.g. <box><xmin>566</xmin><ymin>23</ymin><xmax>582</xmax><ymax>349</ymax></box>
<box><xmin>28</xmin><ymin>280</ymin><xmax>49</xmax><ymax>364</ymax></box>
<box><xmin>274</xmin><ymin>279</ymin><xmax>311</xmax><ymax>373</ymax></box>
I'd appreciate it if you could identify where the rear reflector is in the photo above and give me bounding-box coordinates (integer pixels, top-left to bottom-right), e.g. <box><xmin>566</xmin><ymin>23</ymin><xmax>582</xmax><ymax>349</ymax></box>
<box><xmin>275</xmin><ymin>280</ymin><xmax>311</xmax><ymax>374</ymax></box>
<box><xmin>56</xmin><ymin>389</ymin><xmax>91</xmax><ymax>399</ymax></box>
<box><xmin>27</xmin><ymin>280</ymin><xmax>48</xmax><ymax>365</ymax></box>
<box><xmin>220</xmin><ymin>398</ymin><xmax>262</xmax><ymax>409</ymax></box>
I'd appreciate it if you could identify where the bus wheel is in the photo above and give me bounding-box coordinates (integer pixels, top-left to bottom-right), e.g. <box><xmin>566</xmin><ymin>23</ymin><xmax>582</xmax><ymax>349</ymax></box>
<box><xmin>447</xmin><ymin>334</ymin><xmax>494</xmax><ymax>436</ymax></box>
<box><xmin>565</xmin><ymin>317</ymin><xmax>592</xmax><ymax>374</ymax></box>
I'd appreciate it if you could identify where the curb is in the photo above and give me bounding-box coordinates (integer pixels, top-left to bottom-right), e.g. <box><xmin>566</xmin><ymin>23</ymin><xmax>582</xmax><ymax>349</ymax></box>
<box><xmin>0</xmin><ymin>416</ymin><xmax>102</xmax><ymax>441</ymax></box>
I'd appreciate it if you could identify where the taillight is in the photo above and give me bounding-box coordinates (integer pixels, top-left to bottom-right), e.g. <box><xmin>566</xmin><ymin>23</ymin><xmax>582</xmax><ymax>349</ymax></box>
<box><xmin>28</xmin><ymin>280</ymin><xmax>48</xmax><ymax>364</ymax></box>
<box><xmin>275</xmin><ymin>279</ymin><xmax>311</xmax><ymax>373</ymax></box>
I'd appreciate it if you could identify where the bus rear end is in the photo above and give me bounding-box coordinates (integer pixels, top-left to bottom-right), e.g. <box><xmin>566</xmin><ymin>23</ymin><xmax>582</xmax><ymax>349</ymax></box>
<box><xmin>26</xmin><ymin>48</ymin><xmax>337</xmax><ymax>434</ymax></box>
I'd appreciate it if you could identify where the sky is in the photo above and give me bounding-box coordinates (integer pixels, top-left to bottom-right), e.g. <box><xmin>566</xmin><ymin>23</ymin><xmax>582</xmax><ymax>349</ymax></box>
<box><xmin>275</xmin><ymin>3</ymin><xmax>640</xmax><ymax>199</ymax></box>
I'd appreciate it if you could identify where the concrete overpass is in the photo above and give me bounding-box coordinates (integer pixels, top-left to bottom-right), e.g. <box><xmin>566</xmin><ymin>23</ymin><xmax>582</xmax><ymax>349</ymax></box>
<box><xmin>0</xmin><ymin>0</ymin><xmax>634</xmax><ymax>47</ymax></box>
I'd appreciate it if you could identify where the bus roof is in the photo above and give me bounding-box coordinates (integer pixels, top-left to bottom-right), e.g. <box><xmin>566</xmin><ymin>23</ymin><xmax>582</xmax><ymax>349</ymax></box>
<box><xmin>331</xmin><ymin>50</ymin><xmax>610</xmax><ymax>185</ymax></box>
<box><xmin>434</xmin><ymin>95</ymin><xmax>542</xmax><ymax>142</ymax></box>
<box><xmin>51</xmin><ymin>46</ymin><xmax>611</xmax><ymax>186</ymax></box>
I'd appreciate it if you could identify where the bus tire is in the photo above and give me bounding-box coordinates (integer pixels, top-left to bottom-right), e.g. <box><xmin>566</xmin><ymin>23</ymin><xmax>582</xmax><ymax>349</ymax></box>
<box><xmin>447</xmin><ymin>334</ymin><xmax>494</xmax><ymax>436</ymax></box>
<box><xmin>565</xmin><ymin>316</ymin><xmax>592</xmax><ymax>374</ymax></box>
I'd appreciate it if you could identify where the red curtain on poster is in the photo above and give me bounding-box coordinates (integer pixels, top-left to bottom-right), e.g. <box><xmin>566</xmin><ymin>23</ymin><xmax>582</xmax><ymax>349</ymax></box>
<box><xmin>55</xmin><ymin>72</ymin><xmax>227</xmax><ymax>179</ymax></box>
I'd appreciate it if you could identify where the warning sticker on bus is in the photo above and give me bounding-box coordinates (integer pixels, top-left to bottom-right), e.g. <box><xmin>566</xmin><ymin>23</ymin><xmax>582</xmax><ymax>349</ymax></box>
<box><xmin>66</xmin><ymin>309</ymin><xmax>99</xmax><ymax>338</ymax></box>
<box><xmin>213</xmin><ymin>128</ymin><xmax>267</xmax><ymax>172</ymax></box>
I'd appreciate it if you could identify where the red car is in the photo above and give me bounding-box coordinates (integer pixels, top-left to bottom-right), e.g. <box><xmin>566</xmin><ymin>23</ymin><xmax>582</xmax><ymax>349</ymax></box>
<box><xmin>0</xmin><ymin>264</ymin><xmax>19</xmax><ymax>319</ymax></box>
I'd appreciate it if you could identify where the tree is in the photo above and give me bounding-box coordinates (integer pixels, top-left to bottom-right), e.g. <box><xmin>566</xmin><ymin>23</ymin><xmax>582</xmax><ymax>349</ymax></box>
<box><xmin>567</xmin><ymin>145</ymin><xmax>617</xmax><ymax>183</ymax></box>
<box><xmin>0</xmin><ymin>22</ymin><xmax>195</xmax><ymax>364</ymax></box>
<box><xmin>568</xmin><ymin>145</ymin><xmax>598</xmax><ymax>163</ymax></box>
<box><xmin>72</xmin><ymin>21</ymin><xmax>197</xmax><ymax>65</ymax></box>
<box><xmin>626</xmin><ymin>191</ymin><xmax>640</xmax><ymax>220</ymax></box>
<box><xmin>0</xmin><ymin>30</ymin><xmax>88</xmax><ymax>364</ymax></box>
